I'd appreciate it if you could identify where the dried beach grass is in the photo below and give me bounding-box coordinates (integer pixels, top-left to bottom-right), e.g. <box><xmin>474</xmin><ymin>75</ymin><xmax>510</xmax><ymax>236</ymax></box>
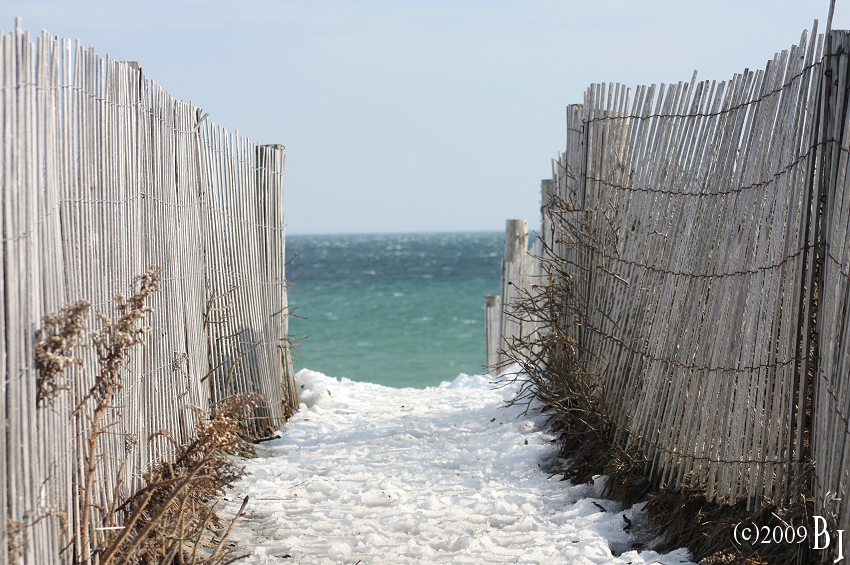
<box><xmin>98</xmin><ymin>394</ymin><xmax>260</xmax><ymax>565</ymax></box>
<box><xmin>601</xmin><ymin>443</ymin><xmax>651</xmax><ymax>509</ymax></box>
<box><xmin>35</xmin><ymin>299</ymin><xmax>90</xmax><ymax>408</ymax></box>
<box><xmin>499</xmin><ymin>196</ymin><xmax>617</xmax><ymax>486</ymax></box>
<box><xmin>75</xmin><ymin>269</ymin><xmax>161</xmax><ymax>563</ymax></box>
<box><xmin>644</xmin><ymin>470</ymin><xmax>815</xmax><ymax>565</ymax></box>
<box><xmin>36</xmin><ymin>269</ymin><xmax>256</xmax><ymax>564</ymax></box>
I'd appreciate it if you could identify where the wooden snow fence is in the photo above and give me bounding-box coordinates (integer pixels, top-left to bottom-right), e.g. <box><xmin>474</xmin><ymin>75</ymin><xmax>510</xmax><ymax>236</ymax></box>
<box><xmin>0</xmin><ymin>22</ymin><xmax>298</xmax><ymax>564</ymax></box>
<box><xmin>490</xmin><ymin>23</ymin><xmax>850</xmax><ymax>559</ymax></box>
<box><xmin>485</xmin><ymin>219</ymin><xmax>544</xmax><ymax>374</ymax></box>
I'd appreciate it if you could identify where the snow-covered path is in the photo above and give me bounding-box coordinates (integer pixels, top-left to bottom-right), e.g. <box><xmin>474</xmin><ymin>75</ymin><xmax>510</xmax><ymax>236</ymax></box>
<box><xmin>224</xmin><ymin>370</ymin><xmax>694</xmax><ymax>564</ymax></box>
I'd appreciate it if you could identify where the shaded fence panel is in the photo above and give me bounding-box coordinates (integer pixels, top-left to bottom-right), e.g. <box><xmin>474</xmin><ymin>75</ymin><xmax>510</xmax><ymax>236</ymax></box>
<box><xmin>0</xmin><ymin>24</ymin><xmax>298</xmax><ymax>563</ymax></box>
<box><xmin>810</xmin><ymin>29</ymin><xmax>850</xmax><ymax>550</ymax></box>
<box><xmin>545</xmin><ymin>24</ymin><xmax>824</xmax><ymax>508</ymax></box>
<box><xmin>495</xmin><ymin>23</ymin><xmax>850</xmax><ymax>560</ymax></box>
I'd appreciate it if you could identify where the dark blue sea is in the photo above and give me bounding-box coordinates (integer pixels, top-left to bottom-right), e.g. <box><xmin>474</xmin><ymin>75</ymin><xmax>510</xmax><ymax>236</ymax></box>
<box><xmin>285</xmin><ymin>232</ymin><xmax>504</xmax><ymax>388</ymax></box>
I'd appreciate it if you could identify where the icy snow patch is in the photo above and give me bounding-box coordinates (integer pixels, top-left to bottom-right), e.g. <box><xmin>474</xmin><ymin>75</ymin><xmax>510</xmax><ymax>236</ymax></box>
<box><xmin>223</xmin><ymin>368</ymin><xmax>694</xmax><ymax>564</ymax></box>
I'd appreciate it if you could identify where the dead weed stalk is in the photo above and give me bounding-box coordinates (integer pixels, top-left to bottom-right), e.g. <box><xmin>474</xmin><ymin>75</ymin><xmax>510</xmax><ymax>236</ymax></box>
<box><xmin>98</xmin><ymin>393</ymin><xmax>259</xmax><ymax>564</ymax></box>
<box><xmin>35</xmin><ymin>299</ymin><xmax>90</xmax><ymax>408</ymax></box>
<box><xmin>35</xmin><ymin>268</ymin><xmax>254</xmax><ymax>564</ymax></box>
<box><xmin>499</xmin><ymin>194</ymin><xmax>616</xmax><ymax>484</ymax></box>
<box><xmin>74</xmin><ymin>268</ymin><xmax>161</xmax><ymax>563</ymax></box>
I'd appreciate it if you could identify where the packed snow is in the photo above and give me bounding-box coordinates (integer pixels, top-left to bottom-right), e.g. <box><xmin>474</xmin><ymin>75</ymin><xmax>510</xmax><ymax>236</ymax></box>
<box><xmin>222</xmin><ymin>368</ymin><xmax>694</xmax><ymax>564</ymax></box>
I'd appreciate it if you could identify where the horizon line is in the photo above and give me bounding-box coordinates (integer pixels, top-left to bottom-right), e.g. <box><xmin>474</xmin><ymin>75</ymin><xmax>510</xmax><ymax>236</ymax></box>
<box><xmin>286</xmin><ymin>228</ymin><xmax>526</xmax><ymax>237</ymax></box>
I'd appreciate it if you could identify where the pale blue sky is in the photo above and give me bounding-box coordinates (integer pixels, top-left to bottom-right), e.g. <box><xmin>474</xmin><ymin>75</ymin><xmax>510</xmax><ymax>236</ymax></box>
<box><xmin>3</xmin><ymin>1</ymin><xmax>844</xmax><ymax>234</ymax></box>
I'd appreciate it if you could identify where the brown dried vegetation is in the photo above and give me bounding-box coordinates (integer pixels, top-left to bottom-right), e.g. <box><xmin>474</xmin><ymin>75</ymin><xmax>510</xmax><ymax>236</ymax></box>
<box><xmin>34</xmin><ymin>269</ymin><xmax>254</xmax><ymax>565</ymax></box>
<box><xmin>498</xmin><ymin>196</ymin><xmax>616</xmax><ymax>486</ymax></box>
<box><xmin>96</xmin><ymin>394</ymin><xmax>258</xmax><ymax>565</ymax></box>
<box><xmin>75</xmin><ymin>269</ymin><xmax>162</xmax><ymax>563</ymax></box>
<box><xmin>644</xmin><ymin>469</ymin><xmax>815</xmax><ymax>565</ymax></box>
<box><xmin>35</xmin><ymin>299</ymin><xmax>90</xmax><ymax>408</ymax></box>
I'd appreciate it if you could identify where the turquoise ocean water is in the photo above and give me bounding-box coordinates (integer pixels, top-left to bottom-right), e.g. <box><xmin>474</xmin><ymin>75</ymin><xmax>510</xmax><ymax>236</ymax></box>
<box><xmin>285</xmin><ymin>232</ymin><xmax>504</xmax><ymax>388</ymax></box>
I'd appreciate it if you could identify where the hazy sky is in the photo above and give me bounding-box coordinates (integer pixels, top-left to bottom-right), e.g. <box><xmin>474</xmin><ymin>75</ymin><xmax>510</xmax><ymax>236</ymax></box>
<box><xmin>3</xmin><ymin>1</ymin><xmax>845</xmax><ymax>234</ymax></box>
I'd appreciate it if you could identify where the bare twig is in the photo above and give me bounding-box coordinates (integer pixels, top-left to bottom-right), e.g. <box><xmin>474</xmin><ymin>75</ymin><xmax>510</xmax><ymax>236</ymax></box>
<box><xmin>210</xmin><ymin>496</ymin><xmax>249</xmax><ymax>561</ymax></box>
<box><xmin>224</xmin><ymin>342</ymin><xmax>261</xmax><ymax>395</ymax></box>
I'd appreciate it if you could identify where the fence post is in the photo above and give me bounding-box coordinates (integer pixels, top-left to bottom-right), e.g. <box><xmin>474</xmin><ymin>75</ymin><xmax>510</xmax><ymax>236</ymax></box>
<box><xmin>807</xmin><ymin>29</ymin><xmax>850</xmax><ymax>563</ymax></box>
<box><xmin>540</xmin><ymin>177</ymin><xmax>555</xmax><ymax>243</ymax></box>
<box><xmin>499</xmin><ymin>219</ymin><xmax>528</xmax><ymax>367</ymax></box>
<box><xmin>504</xmin><ymin>219</ymin><xmax>528</xmax><ymax>264</ymax></box>
<box><xmin>484</xmin><ymin>295</ymin><xmax>501</xmax><ymax>374</ymax></box>
<box><xmin>255</xmin><ymin>144</ymin><xmax>299</xmax><ymax>418</ymax></box>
